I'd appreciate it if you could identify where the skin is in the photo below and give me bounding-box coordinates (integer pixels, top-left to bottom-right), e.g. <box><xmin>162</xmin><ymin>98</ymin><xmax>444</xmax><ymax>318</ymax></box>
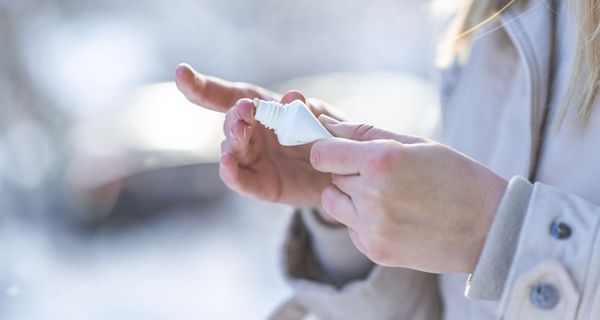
<box><xmin>175</xmin><ymin>63</ymin><xmax>333</xmax><ymax>208</ymax></box>
<box><xmin>310</xmin><ymin>117</ymin><xmax>508</xmax><ymax>273</ymax></box>
<box><xmin>175</xmin><ymin>64</ymin><xmax>508</xmax><ymax>274</ymax></box>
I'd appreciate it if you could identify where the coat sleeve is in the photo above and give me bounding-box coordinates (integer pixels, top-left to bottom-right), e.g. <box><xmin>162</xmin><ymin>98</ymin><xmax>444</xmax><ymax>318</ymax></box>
<box><xmin>466</xmin><ymin>176</ymin><xmax>600</xmax><ymax>320</ymax></box>
<box><xmin>272</xmin><ymin>209</ymin><xmax>442</xmax><ymax>320</ymax></box>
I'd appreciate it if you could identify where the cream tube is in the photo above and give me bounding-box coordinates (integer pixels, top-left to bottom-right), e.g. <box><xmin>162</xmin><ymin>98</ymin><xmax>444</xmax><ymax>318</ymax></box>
<box><xmin>253</xmin><ymin>98</ymin><xmax>333</xmax><ymax>146</ymax></box>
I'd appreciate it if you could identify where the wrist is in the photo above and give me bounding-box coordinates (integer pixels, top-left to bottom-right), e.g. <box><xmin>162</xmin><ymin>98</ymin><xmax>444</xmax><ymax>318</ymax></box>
<box><xmin>468</xmin><ymin>177</ymin><xmax>508</xmax><ymax>272</ymax></box>
<box><xmin>465</xmin><ymin>176</ymin><xmax>533</xmax><ymax>299</ymax></box>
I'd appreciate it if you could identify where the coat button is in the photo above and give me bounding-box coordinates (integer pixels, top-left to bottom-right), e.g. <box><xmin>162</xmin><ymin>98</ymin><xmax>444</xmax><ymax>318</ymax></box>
<box><xmin>550</xmin><ymin>222</ymin><xmax>572</xmax><ymax>239</ymax></box>
<box><xmin>530</xmin><ymin>283</ymin><xmax>560</xmax><ymax>310</ymax></box>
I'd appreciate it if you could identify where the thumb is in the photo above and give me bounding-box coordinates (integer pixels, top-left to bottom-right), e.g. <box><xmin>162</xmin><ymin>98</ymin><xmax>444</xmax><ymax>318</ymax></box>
<box><xmin>318</xmin><ymin>114</ymin><xmax>425</xmax><ymax>143</ymax></box>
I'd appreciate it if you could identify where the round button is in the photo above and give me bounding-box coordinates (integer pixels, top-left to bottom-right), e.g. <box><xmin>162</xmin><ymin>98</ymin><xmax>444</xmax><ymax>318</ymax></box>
<box><xmin>550</xmin><ymin>222</ymin><xmax>572</xmax><ymax>239</ymax></box>
<box><xmin>530</xmin><ymin>283</ymin><xmax>560</xmax><ymax>310</ymax></box>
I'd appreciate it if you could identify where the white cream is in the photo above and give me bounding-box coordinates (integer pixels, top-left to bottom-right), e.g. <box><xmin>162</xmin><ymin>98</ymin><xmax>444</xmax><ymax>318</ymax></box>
<box><xmin>253</xmin><ymin>98</ymin><xmax>333</xmax><ymax>146</ymax></box>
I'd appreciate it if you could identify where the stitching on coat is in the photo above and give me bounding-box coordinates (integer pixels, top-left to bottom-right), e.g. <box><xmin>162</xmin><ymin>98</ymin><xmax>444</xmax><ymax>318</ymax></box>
<box><xmin>575</xmin><ymin>212</ymin><xmax>600</xmax><ymax>318</ymax></box>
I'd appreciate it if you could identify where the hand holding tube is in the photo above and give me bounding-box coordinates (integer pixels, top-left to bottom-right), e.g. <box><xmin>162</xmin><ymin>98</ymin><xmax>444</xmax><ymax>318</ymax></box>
<box><xmin>310</xmin><ymin>117</ymin><xmax>508</xmax><ymax>273</ymax></box>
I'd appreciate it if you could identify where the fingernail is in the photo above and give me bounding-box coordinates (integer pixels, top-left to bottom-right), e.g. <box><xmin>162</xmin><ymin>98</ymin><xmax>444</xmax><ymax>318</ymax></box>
<box><xmin>175</xmin><ymin>63</ymin><xmax>192</xmax><ymax>77</ymax></box>
<box><xmin>319</xmin><ymin>114</ymin><xmax>339</xmax><ymax>125</ymax></box>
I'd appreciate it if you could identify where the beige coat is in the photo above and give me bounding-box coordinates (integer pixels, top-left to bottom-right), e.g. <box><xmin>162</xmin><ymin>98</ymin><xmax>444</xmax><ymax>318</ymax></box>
<box><xmin>272</xmin><ymin>0</ymin><xmax>600</xmax><ymax>319</ymax></box>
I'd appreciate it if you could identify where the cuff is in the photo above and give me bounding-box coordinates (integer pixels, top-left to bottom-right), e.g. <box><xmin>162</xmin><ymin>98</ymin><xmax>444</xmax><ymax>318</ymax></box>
<box><xmin>465</xmin><ymin>176</ymin><xmax>533</xmax><ymax>299</ymax></box>
<box><xmin>281</xmin><ymin>212</ymin><xmax>442</xmax><ymax>319</ymax></box>
<box><xmin>298</xmin><ymin>209</ymin><xmax>373</xmax><ymax>287</ymax></box>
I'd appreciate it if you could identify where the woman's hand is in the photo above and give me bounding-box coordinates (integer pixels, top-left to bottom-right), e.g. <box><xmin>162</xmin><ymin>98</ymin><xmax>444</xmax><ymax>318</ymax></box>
<box><xmin>175</xmin><ymin>64</ymin><xmax>332</xmax><ymax>208</ymax></box>
<box><xmin>310</xmin><ymin>117</ymin><xmax>508</xmax><ymax>273</ymax></box>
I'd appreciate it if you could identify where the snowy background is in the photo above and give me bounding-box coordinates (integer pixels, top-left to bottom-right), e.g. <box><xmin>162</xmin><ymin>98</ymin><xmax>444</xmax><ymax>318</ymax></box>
<box><xmin>0</xmin><ymin>0</ymin><xmax>443</xmax><ymax>319</ymax></box>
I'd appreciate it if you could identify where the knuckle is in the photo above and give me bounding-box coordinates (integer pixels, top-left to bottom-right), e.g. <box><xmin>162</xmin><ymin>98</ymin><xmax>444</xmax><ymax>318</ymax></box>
<box><xmin>368</xmin><ymin>224</ymin><xmax>388</xmax><ymax>242</ymax></box>
<box><xmin>222</xmin><ymin>121</ymin><xmax>228</xmax><ymax>136</ymax></box>
<box><xmin>363</xmin><ymin>237</ymin><xmax>388</xmax><ymax>264</ymax></box>
<box><xmin>362</xmin><ymin>182</ymin><xmax>385</xmax><ymax>203</ymax></box>
<box><xmin>310</xmin><ymin>146</ymin><xmax>322</xmax><ymax>169</ymax></box>
<box><xmin>223</xmin><ymin>111</ymin><xmax>237</xmax><ymax>133</ymax></box>
<box><xmin>367</xmin><ymin>251</ymin><xmax>387</xmax><ymax>265</ymax></box>
<box><xmin>366</xmin><ymin>146</ymin><xmax>396</xmax><ymax>172</ymax></box>
<box><xmin>320</xmin><ymin>188</ymin><xmax>331</xmax><ymax>208</ymax></box>
<box><xmin>233</xmin><ymin>81</ymin><xmax>249</xmax><ymax>93</ymax></box>
<box><xmin>350</xmin><ymin>124</ymin><xmax>376</xmax><ymax>141</ymax></box>
<box><xmin>321</xmin><ymin>187</ymin><xmax>337</xmax><ymax>214</ymax></box>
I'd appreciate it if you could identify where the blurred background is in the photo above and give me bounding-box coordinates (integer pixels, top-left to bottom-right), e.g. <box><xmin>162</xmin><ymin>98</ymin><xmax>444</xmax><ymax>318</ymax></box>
<box><xmin>0</xmin><ymin>0</ymin><xmax>445</xmax><ymax>319</ymax></box>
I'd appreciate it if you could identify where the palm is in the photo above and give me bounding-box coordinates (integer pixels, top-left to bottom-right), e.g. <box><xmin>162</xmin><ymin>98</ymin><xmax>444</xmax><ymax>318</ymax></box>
<box><xmin>175</xmin><ymin>64</ymin><xmax>331</xmax><ymax>208</ymax></box>
<box><xmin>243</xmin><ymin>127</ymin><xmax>330</xmax><ymax>207</ymax></box>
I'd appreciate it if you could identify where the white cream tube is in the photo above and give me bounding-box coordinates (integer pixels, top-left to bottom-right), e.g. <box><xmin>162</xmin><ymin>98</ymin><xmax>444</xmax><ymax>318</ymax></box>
<box><xmin>253</xmin><ymin>98</ymin><xmax>333</xmax><ymax>146</ymax></box>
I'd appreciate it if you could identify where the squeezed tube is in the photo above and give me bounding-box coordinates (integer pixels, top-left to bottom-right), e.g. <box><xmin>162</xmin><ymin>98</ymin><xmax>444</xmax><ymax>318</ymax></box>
<box><xmin>253</xmin><ymin>98</ymin><xmax>333</xmax><ymax>146</ymax></box>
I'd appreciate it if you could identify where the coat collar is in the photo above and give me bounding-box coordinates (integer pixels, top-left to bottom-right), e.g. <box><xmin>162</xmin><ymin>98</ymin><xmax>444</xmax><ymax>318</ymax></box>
<box><xmin>500</xmin><ymin>0</ymin><xmax>556</xmax><ymax>179</ymax></box>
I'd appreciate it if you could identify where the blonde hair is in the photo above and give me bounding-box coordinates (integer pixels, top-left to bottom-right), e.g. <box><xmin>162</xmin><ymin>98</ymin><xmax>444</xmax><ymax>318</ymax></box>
<box><xmin>442</xmin><ymin>0</ymin><xmax>599</xmax><ymax>124</ymax></box>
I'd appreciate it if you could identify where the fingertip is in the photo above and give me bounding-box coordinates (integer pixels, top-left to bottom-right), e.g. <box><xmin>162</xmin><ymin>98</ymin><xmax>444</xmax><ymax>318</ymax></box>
<box><xmin>219</xmin><ymin>152</ymin><xmax>237</xmax><ymax>168</ymax></box>
<box><xmin>175</xmin><ymin>64</ymin><xmax>200</xmax><ymax>99</ymax></box>
<box><xmin>176</xmin><ymin>62</ymin><xmax>191</xmax><ymax>72</ymax></box>
<box><xmin>175</xmin><ymin>63</ymin><xmax>193</xmax><ymax>82</ymax></box>
<box><xmin>235</xmin><ymin>99</ymin><xmax>256</xmax><ymax>124</ymax></box>
<box><xmin>280</xmin><ymin>90</ymin><xmax>306</xmax><ymax>104</ymax></box>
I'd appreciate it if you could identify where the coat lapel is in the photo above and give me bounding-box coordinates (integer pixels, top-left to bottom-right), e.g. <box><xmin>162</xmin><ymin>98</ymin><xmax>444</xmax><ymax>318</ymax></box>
<box><xmin>500</xmin><ymin>0</ymin><xmax>556</xmax><ymax>179</ymax></box>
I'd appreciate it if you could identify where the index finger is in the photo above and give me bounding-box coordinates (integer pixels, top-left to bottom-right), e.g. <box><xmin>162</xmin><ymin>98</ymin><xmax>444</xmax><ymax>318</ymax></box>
<box><xmin>175</xmin><ymin>63</ymin><xmax>276</xmax><ymax>113</ymax></box>
<box><xmin>310</xmin><ymin>138</ymin><xmax>367</xmax><ymax>175</ymax></box>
